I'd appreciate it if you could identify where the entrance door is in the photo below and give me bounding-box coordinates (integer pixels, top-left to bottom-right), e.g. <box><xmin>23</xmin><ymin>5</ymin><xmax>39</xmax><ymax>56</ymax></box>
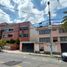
<box><xmin>61</xmin><ymin>43</ymin><xmax>67</xmax><ymax>53</ymax></box>
<box><xmin>22</xmin><ymin>43</ymin><xmax>34</xmax><ymax>52</ymax></box>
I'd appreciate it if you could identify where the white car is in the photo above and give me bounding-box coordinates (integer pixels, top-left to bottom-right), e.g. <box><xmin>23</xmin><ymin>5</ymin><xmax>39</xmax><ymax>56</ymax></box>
<box><xmin>61</xmin><ymin>52</ymin><xmax>67</xmax><ymax>62</ymax></box>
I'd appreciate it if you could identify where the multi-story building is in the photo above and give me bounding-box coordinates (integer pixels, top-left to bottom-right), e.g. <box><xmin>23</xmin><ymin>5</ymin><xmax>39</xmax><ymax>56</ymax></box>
<box><xmin>0</xmin><ymin>22</ymin><xmax>38</xmax><ymax>51</ymax></box>
<box><xmin>0</xmin><ymin>22</ymin><xmax>31</xmax><ymax>41</ymax></box>
<box><xmin>35</xmin><ymin>25</ymin><xmax>67</xmax><ymax>54</ymax></box>
<box><xmin>1</xmin><ymin>22</ymin><xmax>67</xmax><ymax>53</ymax></box>
<box><xmin>19</xmin><ymin>22</ymin><xmax>30</xmax><ymax>41</ymax></box>
<box><xmin>0</xmin><ymin>23</ymin><xmax>19</xmax><ymax>40</ymax></box>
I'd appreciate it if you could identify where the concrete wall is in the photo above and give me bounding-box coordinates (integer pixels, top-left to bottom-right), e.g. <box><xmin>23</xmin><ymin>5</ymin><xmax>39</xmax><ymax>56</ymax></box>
<box><xmin>30</xmin><ymin>25</ymin><xmax>39</xmax><ymax>43</ymax></box>
<box><xmin>34</xmin><ymin>42</ymin><xmax>61</xmax><ymax>53</ymax></box>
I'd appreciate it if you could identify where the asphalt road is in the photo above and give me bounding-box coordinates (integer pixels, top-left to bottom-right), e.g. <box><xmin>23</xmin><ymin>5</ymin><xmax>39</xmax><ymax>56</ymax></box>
<box><xmin>0</xmin><ymin>52</ymin><xmax>67</xmax><ymax>67</ymax></box>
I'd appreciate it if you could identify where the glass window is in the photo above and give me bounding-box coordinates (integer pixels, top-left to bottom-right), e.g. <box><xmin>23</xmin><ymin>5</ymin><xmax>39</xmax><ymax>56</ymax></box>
<box><xmin>60</xmin><ymin>37</ymin><xmax>67</xmax><ymax>41</ymax></box>
<box><xmin>19</xmin><ymin>34</ymin><xmax>23</xmax><ymax>37</ymax></box>
<box><xmin>39</xmin><ymin>38</ymin><xmax>50</xmax><ymax>42</ymax></box>
<box><xmin>3</xmin><ymin>35</ymin><xmax>8</xmax><ymax>38</ymax></box>
<box><xmin>52</xmin><ymin>28</ymin><xmax>57</xmax><ymax>31</ymax></box>
<box><xmin>20</xmin><ymin>27</ymin><xmax>29</xmax><ymax>30</ymax></box>
<box><xmin>19</xmin><ymin>34</ymin><xmax>28</xmax><ymax>37</ymax></box>
<box><xmin>23</xmin><ymin>34</ymin><xmax>29</xmax><ymax>37</ymax></box>
<box><xmin>8</xmin><ymin>34</ymin><xmax>13</xmax><ymax>37</ymax></box>
<box><xmin>53</xmin><ymin>37</ymin><xmax>58</xmax><ymax>42</ymax></box>
<box><xmin>3</xmin><ymin>29</ymin><xmax>13</xmax><ymax>32</ymax></box>
<box><xmin>39</xmin><ymin>29</ymin><xmax>50</xmax><ymax>34</ymax></box>
<box><xmin>9</xmin><ymin>29</ymin><xmax>13</xmax><ymax>32</ymax></box>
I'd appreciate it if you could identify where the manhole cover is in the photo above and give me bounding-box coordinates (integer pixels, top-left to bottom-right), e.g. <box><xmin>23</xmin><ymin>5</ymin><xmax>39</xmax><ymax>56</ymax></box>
<box><xmin>3</xmin><ymin>61</ymin><xmax>22</xmax><ymax>66</ymax></box>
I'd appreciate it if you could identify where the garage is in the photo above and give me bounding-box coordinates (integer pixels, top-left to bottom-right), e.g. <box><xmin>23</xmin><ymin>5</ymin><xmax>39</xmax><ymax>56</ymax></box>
<box><xmin>22</xmin><ymin>43</ymin><xmax>34</xmax><ymax>52</ymax></box>
<box><xmin>61</xmin><ymin>43</ymin><xmax>67</xmax><ymax>53</ymax></box>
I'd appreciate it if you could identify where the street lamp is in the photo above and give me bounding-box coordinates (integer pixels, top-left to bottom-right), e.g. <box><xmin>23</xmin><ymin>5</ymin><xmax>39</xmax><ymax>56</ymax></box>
<box><xmin>48</xmin><ymin>1</ymin><xmax>53</xmax><ymax>56</ymax></box>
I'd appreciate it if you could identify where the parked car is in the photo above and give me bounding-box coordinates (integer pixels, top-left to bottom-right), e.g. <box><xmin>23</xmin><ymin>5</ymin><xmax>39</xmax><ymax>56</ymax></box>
<box><xmin>61</xmin><ymin>52</ymin><xmax>67</xmax><ymax>62</ymax></box>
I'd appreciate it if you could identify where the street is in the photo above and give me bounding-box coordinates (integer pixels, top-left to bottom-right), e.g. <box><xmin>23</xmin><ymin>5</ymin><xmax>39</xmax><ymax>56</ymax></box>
<box><xmin>0</xmin><ymin>52</ymin><xmax>67</xmax><ymax>67</ymax></box>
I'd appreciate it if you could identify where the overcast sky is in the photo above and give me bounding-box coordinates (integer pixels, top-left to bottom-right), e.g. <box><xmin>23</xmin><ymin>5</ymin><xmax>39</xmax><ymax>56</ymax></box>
<box><xmin>0</xmin><ymin>0</ymin><xmax>67</xmax><ymax>24</ymax></box>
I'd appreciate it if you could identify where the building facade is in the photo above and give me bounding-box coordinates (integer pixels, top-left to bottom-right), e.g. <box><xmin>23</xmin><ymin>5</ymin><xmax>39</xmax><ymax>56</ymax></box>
<box><xmin>34</xmin><ymin>25</ymin><xmax>67</xmax><ymax>53</ymax></box>
<box><xmin>0</xmin><ymin>22</ymin><xmax>38</xmax><ymax>51</ymax></box>
<box><xmin>0</xmin><ymin>22</ymin><xmax>31</xmax><ymax>41</ymax></box>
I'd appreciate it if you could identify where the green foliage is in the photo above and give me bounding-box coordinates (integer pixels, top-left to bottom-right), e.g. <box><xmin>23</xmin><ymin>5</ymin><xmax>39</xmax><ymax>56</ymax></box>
<box><xmin>0</xmin><ymin>39</ymin><xmax>6</xmax><ymax>47</ymax></box>
<box><xmin>6</xmin><ymin>39</ymin><xmax>15</xmax><ymax>44</ymax></box>
<box><xmin>61</xmin><ymin>11</ymin><xmax>67</xmax><ymax>30</ymax></box>
<box><xmin>6</xmin><ymin>39</ymin><xmax>20</xmax><ymax>44</ymax></box>
<box><xmin>15</xmin><ymin>39</ymin><xmax>20</xmax><ymax>44</ymax></box>
<box><xmin>6</xmin><ymin>40</ymin><xmax>10</xmax><ymax>43</ymax></box>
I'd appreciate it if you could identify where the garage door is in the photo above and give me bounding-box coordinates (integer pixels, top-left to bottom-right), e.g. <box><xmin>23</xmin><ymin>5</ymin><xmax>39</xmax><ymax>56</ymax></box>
<box><xmin>22</xmin><ymin>43</ymin><xmax>34</xmax><ymax>52</ymax></box>
<box><xmin>61</xmin><ymin>43</ymin><xmax>67</xmax><ymax>52</ymax></box>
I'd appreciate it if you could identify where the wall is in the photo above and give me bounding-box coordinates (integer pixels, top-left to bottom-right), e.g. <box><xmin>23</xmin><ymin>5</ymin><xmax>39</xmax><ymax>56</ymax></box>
<box><xmin>30</xmin><ymin>24</ymin><xmax>39</xmax><ymax>43</ymax></box>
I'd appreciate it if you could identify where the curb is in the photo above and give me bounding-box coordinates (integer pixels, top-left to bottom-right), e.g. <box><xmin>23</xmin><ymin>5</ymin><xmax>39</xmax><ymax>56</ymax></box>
<box><xmin>29</xmin><ymin>53</ymin><xmax>61</xmax><ymax>59</ymax></box>
<box><xmin>3</xmin><ymin>50</ymin><xmax>61</xmax><ymax>59</ymax></box>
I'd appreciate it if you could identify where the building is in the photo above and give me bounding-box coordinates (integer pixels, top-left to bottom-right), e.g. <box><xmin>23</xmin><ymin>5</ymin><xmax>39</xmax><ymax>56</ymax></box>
<box><xmin>0</xmin><ymin>23</ymin><xmax>19</xmax><ymax>40</ymax></box>
<box><xmin>0</xmin><ymin>22</ymin><xmax>38</xmax><ymax>51</ymax></box>
<box><xmin>0</xmin><ymin>22</ymin><xmax>30</xmax><ymax>50</ymax></box>
<box><xmin>0</xmin><ymin>22</ymin><xmax>31</xmax><ymax>41</ymax></box>
<box><xmin>20</xmin><ymin>23</ymin><xmax>38</xmax><ymax>52</ymax></box>
<box><xmin>35</xmin><ymin>25</ymin><xmax>67</xmax><ymax>54</ymax></box>
<box><xmin>19</xmin><ymin>22</ymin><xmax>30</xmax><ymax>41</ymax></box>
<box><xmin>0</xmin><ymin>22</ymin><xmax>67</xmax><ymax>53</ymax></box>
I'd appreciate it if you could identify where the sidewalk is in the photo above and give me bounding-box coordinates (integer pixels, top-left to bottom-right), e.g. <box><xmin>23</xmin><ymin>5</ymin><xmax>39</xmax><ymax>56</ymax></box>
<box><xmin>3</xmin><ymin>50</ymin><xmax>61</xmax><ymax>58</ymax></box>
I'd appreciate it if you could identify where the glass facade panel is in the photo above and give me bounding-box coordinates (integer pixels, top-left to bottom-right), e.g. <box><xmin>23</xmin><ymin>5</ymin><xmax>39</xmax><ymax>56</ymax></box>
<box><xmin>39</xmin><ymin>37</ymin><xmax>50</xmax><ymax>42</ymax></box>
<box><xmin>60</xmin><ymin>37</ymin><xmax>67</xmax><ymax>41</ymax></box>
<box><xmin>20</xmin><ymin>27</ymin><xmax>29</xmax><ymax>30</ymax></box>
<box><xmin>39</xmin><ymin>29</ymin><xmax>50</xmax><ymax>34</ymax></box>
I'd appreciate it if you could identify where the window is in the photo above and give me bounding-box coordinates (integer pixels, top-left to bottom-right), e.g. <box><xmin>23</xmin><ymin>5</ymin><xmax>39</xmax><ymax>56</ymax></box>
<box><xmin>19</xmin><ymin>34</ymin><xmax>23</xmax><ymax>37</ymax></box>
<box><xmin>3</xmin><ymin>35</ymin><xmax>8</xmax><ymax>38</ymax></box>
<box><xmin>8</xmin><ymin>34</ymin><xmax>13</xmax><ymax>37</ymax></box>
<box><xmin>23</xmin><ymin>34</ymin><xmax>29</xmax><ymax>37</ymax></box>
<box><xmin>19</xmin><ymin>34</ymin><xmax>28</xmax><ymax>37</ymax></box>
<box><xmin>39</xmin><ymin>38</ymin><xmax>50</xmax><ymax>42</ymax></box>
<box><xmin>3</xmin><ymin>29</ymin><xmax>13</xmax><ymax>32</ymax></box>
<box><xmin>4</xmin><ymin>29</ymin><xmax>9</xmax><ymax>32</ymax></box>
<box><xmin>53</xmin><ymin>37</ymin><xmax>58</xmax><ymax>42</ymax></box>
<box><xmin>39</xmin><ymin>29</ymin><xmax>50</xmax><ymax>34</ymax></box>
<box><xmin>20</xmin><ymin>27</ymin><xmax>29</xmax><ymax>30</ymax></box>
<box><xmin>52</xmin><ymin>28</ymin><xmax>57</xmax><ymax>31</ymax></box>
<box><xmin>60</xmin><ymin>37</ymin><xmax>67</xmax><ymax>41</ymax></box>
<box><xmin>9</xmin><ymin>29</ymin><xmax>13</xmax><ymax>32</ymax></box>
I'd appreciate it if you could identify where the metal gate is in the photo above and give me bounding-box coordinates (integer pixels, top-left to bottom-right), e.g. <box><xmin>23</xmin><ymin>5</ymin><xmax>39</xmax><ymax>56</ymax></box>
<box><xmin>61</xmin><ymin>43</ymin><xmax>67</xmax><ymax>53</ymax></box>
<box><xmin>22</xmin><ymin>43</ymin><xmax>34</xmax><ymax>52</ymax></box>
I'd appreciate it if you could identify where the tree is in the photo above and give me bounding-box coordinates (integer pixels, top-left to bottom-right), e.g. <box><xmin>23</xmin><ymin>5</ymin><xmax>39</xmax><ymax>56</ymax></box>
<box><xmin>0</xmin><ymin>39</ymin><xmax>6</xmax><ymax>51</ymax></box>
<box><xmin>15</xmin><ymin>39</ymin><xmax>20</xmax><ymax>45</ymax></box>
<box><xmin>61</xmin><ymin>11</ymin><xmax>67</xmax><ymax>31</ymax></box>
<box><xmin>0</xmin><ymin>40</ymin><xmax>6</xmax><ymax>47</ymax></box>
<box><xmin>7</xmin><ymin>39</ymin><xmax>15</xmax><ymax>44</ymax></box>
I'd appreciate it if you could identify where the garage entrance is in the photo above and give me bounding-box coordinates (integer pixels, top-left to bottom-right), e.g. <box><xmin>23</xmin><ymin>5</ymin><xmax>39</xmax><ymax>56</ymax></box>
<box><xmin>61</xmin><ymin>43</ymin><xmax>67</xmax><ymax>53</ymax></box>
<box><xmin>22</xmin><ymin>43</ymin><xmax>34</xmax><ymax>52</ymax></box>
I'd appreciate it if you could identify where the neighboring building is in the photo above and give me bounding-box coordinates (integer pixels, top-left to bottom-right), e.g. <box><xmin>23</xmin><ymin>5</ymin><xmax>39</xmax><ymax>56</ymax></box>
<box><xmin>0</xmin><ymin>22</ymin><xmax>38</xmax><ymax>51</ymax></box>
<box><xmin>20</xmin><ymin>23</ymin><xmax>38</xmax><ymax>52</ymax></box>
<box><xmin>0</xmin><ymin>22</ymin><xmax>31</xmax><ymax>41</ymax></box>
<box><xmin>1</xmin><ymin>23</ymin><xmax>19</xmax><ymax>40</ymax></box>
<box><xmin>35</xmin><ymin>25</ymin><xmax>67</xmax><ymax>53</ymax></box>
<box><xmin>19</xmin><ymin>22</ymin><xmax>30</xmax><ymax>41</ymax></box>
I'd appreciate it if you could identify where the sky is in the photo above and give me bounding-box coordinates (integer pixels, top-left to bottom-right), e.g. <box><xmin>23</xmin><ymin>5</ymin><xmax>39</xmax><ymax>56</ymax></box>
<box><xmin>0</xmin><ymin>0</ymin><xmax>67</xmax><ymax>24</ymax></box>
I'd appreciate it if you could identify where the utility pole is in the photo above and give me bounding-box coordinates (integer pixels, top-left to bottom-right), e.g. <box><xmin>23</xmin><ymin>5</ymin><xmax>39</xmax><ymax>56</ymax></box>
<box><xmin>48</xmin><ymin>1</ymin><xmax>53</xmax><ymax>56</ymax></box>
